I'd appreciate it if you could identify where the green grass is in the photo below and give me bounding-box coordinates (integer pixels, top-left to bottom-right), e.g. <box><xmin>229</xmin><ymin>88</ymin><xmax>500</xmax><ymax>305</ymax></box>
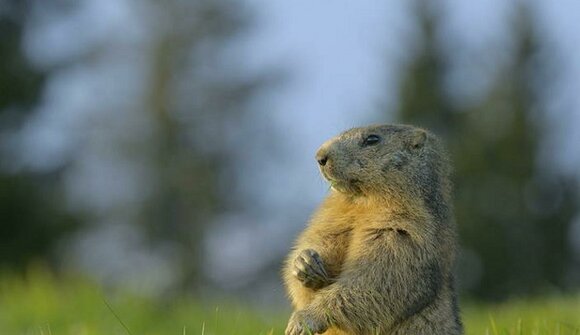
<box><xmin>463</xmin><ymin>296</ymin><xmax>580</xmax><ymax>335</ymax></box>
<box><xmin>0</xmin><ymin>269</ymin><xmax>578</xmax><ymax>335</ymax></box>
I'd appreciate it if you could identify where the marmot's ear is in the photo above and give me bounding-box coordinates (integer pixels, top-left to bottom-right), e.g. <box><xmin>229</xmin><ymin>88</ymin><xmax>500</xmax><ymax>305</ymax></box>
<box><xmin>409</xmin><ymin>129</ymin><xmax>427</xmax><ymax>149</ymax></box>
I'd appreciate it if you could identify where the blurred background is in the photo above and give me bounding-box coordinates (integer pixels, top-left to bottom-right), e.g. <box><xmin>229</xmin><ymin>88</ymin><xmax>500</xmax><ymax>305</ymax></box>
<box><xmin>1</xmin><ymin>0</ymin><xmax>580</xmax><ymax>311</ymax></box>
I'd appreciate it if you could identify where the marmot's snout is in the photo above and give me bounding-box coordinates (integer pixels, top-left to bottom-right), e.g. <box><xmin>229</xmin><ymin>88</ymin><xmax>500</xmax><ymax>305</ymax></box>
<box><xmin>316</xmin><ymin>151</ymin><xmax>328</xmax><ymax>167</ymax></box>
<box><xmin>315</xmin><ymin>142</ymin><xmax>342</xmax><ymax>186</ymax></box>
<box><xmin>315</xmin><ymin>139</ymin><xmax>335</xmax><ymax>167</ymax></box>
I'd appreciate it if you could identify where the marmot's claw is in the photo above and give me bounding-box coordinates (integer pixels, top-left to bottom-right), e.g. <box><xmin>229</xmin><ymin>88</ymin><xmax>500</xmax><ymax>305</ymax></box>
<box><xmin>293</xmin><ymin>249</ymin><xmax>330</xmax><ymax>289</ymax></box>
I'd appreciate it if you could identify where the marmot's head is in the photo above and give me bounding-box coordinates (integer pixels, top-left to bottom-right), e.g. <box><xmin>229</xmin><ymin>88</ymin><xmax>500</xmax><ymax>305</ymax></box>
<box><xmin>316</xmin><ymin>124</ymin><xmax>449</xmax><ymax>200</ymax></box>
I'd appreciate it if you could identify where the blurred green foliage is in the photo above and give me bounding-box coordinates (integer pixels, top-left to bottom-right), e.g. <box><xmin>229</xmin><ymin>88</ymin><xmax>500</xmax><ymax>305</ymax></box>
<box><xmin>0</xmin><ymin>0</ymin><xmax>79</xmax><ymax>271</ymax></box>
<box><xmin>0</xmin><ymin>1</ymin><xmax>43</xmax><ymax>111</ymax></box>
<box><xmin>394</xmin><ymin>3</ymin><xmax>579</xmax><ymax>299</ymax></box>
<box><xmin>0</xmin><ymin>0</ymin><xmax>272</xmax><ymax>292</ymax></box>
<box><xmin>0</xmin><ymin>174</ymin><xmax>78</xmax><ymax>270</ymax></box>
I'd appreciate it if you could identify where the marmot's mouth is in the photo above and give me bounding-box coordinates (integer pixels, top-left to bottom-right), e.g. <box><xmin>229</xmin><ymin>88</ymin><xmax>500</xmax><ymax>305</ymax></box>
<box><xmin>321</xmin><ymin>172</ymin><xmax>362</xmax><ymax>195</ymax></box>
<box><xmin>320</xmin><ymin>169</ymin><xmax>339</xmax><ymax>185</ymax></box>
<box><xmin>319</xmin><ymin>165</ymin><xmax>361</xmax><ymax>193</ymax></box>
<box><xmin>330</xmin><ymin>181</ymin><xmax>349</xmax><ymax>193</ymax></box>
<box><xmin>320</xmin><ymin>171</ymin><xmax>344</xmax><ymax>191</ymax></box>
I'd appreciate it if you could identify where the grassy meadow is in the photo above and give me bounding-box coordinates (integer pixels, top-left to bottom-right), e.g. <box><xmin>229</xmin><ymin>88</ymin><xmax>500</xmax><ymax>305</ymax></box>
<box><xmin>0</xmin><ymin>270</ymin><xmax>578</xmax><ymax>335</ymax></box>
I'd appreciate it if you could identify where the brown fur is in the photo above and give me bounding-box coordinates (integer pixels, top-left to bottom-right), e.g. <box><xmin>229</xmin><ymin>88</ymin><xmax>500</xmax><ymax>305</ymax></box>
<box><xmin>283</xmin><ymin>124</ymin><xmax>462</xmax><ymax>335</ymax></box>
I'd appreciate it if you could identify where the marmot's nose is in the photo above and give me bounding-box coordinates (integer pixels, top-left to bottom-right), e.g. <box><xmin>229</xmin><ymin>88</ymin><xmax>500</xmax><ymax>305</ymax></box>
<box><xmin>316</xmin><ymin>149</ymin><xmax>329</xmax><ymax>166</ymax></box>
<box><xmin>316</xmin><ymin>141</ymin><xmax>333</xmax><ymax>166</ymax></box>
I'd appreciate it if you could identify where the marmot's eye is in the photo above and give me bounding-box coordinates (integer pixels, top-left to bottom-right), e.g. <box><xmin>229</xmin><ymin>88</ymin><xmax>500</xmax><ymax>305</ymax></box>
<box><xmin>362</xmin><ymin>134</ymin><xmax>381</xmax><ymax>146</ymax></box>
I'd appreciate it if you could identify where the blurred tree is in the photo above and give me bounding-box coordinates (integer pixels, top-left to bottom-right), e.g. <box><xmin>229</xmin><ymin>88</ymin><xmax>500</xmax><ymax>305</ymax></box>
<box><xmin>139</xmin><ymin>0</ymin><xmax>270</xmax><ymax>292</ymax></box>
<box><xmin>395</xmin><ymin>1</ymin><xmax>458</xmax><ymax>137</ymax></box>
<box><xmin>14</xmin><ymin>0</ymin><xmax>278</xmax><ymax>293</ymax></box>
<box><xmin>453</xmin><ymin>8</ymin><xmax>578</xmax><ymax>298</ymax></box>
<box><xmin>0</xmin><ymin>0</ymin><xmax>79</xmax><ymax>271</ymax></box>
<box><xmin>0</xmin><ymin>1</ymin><xmax>42</xmax><ymax>112</ymax></box>
<box><xmin>392</xmin><ymin>2</ymin><xmax>579</xmax><ymax>299</ymax></box>
<box><xmin>12</xmin><ymin>0</ymin><xmax>274</xmax><ymax>294</ymax></box>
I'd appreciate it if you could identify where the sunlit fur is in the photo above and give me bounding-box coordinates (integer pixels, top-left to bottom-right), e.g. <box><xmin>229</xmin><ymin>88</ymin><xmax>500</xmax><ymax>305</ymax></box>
<box><xmin>283</xmin><ymin>124</ymin><xmax>462</xmax><ymax>335</ymax></box>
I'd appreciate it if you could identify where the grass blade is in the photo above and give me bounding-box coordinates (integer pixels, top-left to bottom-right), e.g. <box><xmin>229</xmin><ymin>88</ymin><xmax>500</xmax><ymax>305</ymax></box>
<box><xmin>102</xmin><ymin>297</ymin><xmax>133</xmax><ymax>335</ymax></box>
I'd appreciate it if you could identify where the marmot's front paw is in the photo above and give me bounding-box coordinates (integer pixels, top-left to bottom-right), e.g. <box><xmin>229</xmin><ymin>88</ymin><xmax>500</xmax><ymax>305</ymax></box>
<box><xmin>293</xmin><ymin>249</ymin><xmax>331</xmax><ymax>289</ymax></box>
<box><xmin>285</xmin><ymin>310</ymin><xmax>328</xmax><ymax>335</ymax></box>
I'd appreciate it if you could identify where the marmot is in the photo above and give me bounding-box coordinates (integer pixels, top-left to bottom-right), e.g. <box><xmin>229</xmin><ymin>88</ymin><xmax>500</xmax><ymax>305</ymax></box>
<box><xmin>283</xmin><ymin>124</ymin><xmax>462</xmax><ymax>335</ymax></box>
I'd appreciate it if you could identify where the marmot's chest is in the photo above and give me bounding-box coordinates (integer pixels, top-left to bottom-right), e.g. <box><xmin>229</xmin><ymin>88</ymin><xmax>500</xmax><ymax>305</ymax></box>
<box><xmin>317</xmin><ymin>211</ymin><xmax>401</xmax><ymax>273</ymax></box>
<box><xmin>316</xmin><ymin>226</ymin><xmax>353</xmax><ymax>278</ymax></box>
